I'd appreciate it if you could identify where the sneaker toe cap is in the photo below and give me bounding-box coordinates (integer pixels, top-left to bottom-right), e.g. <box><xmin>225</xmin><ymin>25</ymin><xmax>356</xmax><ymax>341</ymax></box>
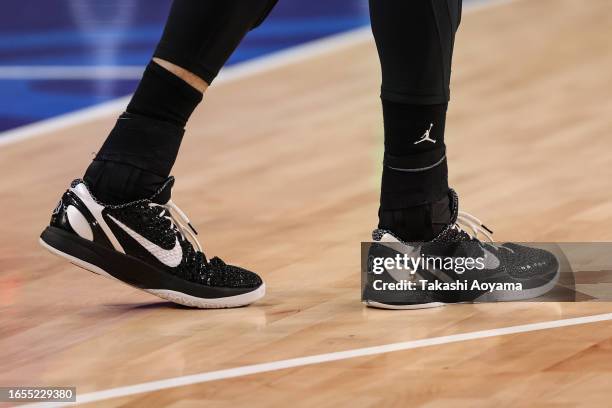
<box><xmin>206</xmin><ymin>257</ymin><xmax>263</xmax><ymax>289</ymax></box>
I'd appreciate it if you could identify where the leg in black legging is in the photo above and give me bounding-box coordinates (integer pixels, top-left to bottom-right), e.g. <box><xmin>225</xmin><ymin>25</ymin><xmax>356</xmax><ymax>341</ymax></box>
<box><xmin>370</xmin><ymin>0</ymin><xmax>462</xmax><ymax>241</ymax></box>
<box><xmin>84</xmin><ymin>0</ymin><xmax>278</xmax><ymax>204</ymax></box>
<box><xmin>154</xmin><ymin>0</ymin><xmax>278</xmax><ymax>85</ymax></box>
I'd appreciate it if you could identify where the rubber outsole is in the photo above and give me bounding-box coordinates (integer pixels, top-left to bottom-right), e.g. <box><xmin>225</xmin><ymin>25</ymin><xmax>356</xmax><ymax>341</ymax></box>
<box><xmin>364</xmin><ymin>301</ymin><xmax>446</xmax><ymax>310</ymax></box>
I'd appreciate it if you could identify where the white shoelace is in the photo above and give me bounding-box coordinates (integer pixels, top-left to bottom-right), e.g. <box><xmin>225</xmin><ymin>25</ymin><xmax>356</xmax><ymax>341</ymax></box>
<box><xmin>453</xmin><ymin>211</ymin><xmax>514</xmax><ymax>253</ymax></box>
<box><xmin>149</xmin><ymin>200</ymin><xmax>202</xmax><ymax>252</ymax></box>
<box><xmin>453</xmin><ymin>211</ymin><xmax>494</xmax><ymax>242</ymax></box>
<box><xmin>152</xmin><ymin>202</ymin><xmax>497</xmax><ymax>256</ymax></box>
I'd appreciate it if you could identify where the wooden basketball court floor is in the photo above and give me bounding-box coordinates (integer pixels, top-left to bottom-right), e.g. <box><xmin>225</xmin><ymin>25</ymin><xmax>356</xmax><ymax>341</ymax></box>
<box><xmin>2</xmin><ymin>0</ymin><xmax>612</xmax><ymax>406</ymax></box>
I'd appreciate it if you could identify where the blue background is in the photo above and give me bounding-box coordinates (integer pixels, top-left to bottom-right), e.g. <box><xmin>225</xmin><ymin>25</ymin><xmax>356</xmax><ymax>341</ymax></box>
<box><xmin>0</xmin><ymin>0</ymin><xmax>370</xmax><ymax>133</ymax></box>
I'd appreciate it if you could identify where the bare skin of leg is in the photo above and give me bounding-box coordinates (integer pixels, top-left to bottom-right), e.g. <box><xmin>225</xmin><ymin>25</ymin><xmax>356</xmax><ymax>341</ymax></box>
<box><xmin>153</xmin><ymin>57</ymin><xmax>209</xmax><ymax>93</ymax></box>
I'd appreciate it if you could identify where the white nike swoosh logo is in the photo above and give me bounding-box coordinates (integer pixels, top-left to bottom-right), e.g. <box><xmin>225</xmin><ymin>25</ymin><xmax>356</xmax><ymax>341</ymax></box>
<box><xmin>107</xmin><ymin>215</ymin><xmax>183</xmax><ymax>268</ymax></box>
<box><xmin>426</xmin><ymin>248</ymin><xmax>500</xmax><ymax>276</ymax></box>
<box><xmin>482</xmin><ymin>247</ymin><xmax>500</xmax><ymax>269</ymax></box>
<box><xmin>379</xmin><ymin>241</ymin><xmax>500</xmax><ymax>282</ymax></box>
<box><xmin>381</xmin><ymin>243</ymin><xmax>422</xmax><ymax>283</ymax></box>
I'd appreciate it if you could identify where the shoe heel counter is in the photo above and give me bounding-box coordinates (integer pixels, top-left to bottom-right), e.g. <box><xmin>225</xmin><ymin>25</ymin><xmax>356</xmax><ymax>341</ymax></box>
<box><xmin>50</xmin><ymin>191</ymin><xmax>76</xmax><ymax>234</ymax></box>
<box><xmin>51</xmin><ymin>189</ymin><xmax>96</xmax><ymax>242</ymax></box>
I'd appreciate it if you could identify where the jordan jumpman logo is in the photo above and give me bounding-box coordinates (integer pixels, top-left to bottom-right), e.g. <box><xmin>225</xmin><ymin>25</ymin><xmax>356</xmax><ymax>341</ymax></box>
<box><xmin>414</xmin><ymin>123</ymin><xmax>436</xmax><ymax>145</ymax></box>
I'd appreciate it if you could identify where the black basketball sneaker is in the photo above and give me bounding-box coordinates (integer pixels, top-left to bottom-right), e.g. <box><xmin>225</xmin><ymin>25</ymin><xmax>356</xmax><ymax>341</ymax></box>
<box><xmin>363</xmin><ymin>189</ymin><xmax>559</xmax><ymax>309</ymax></box>
<box><xmin>40</xmin><ymin>177</ymin><xmax>265</xmax><ymax>308</ymax></box>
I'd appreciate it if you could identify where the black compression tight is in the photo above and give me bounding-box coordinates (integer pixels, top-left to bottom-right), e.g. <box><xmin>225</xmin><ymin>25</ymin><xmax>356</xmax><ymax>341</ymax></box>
<box><xmin>370</xmin><ymin>0</ymin><xmax>462</xmax><ymax>105</ymax></box>
<box><xmin>154</xmin><ymin>0</ymin><xmax>279</xmax><ymax>85</ymax></box>
<box><xmin>154</xmin><ymin>0</ymin><xmax>460</xmax><ymax>93</ymax></box>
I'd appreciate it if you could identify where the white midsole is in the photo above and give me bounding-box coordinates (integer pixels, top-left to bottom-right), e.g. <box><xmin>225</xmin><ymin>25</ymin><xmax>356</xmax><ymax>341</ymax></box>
<box><xmin>39</xmin><ymin>237</ymin><xmax>265</xmax><ymax>309</ymax></box>
<box><xmin>364</xmin><ymin>301</ymin><xmax>446</xmax><ymax>310</ymax></box>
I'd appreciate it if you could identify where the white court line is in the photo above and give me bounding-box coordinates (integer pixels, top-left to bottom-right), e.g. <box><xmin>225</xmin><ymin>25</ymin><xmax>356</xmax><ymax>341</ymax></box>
<box><xmin>17</xmin><ymin>312</ymin><xmax>612</xmax><ymax>408</ymax></box>
<box><xmin>0</xmin><ymin>0</ymin><xmax>517</xmax><ymax>148</ymax></box>
<box><xmin>0</xmin><ymin>66</ymin><xmax>145</xmax><ymax>80</ymax></box>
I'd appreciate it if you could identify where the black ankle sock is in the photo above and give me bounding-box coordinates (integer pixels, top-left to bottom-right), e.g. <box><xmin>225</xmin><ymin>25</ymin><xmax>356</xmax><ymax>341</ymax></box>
<box><xmin>83</xmin><ymin>160</ymin><xmax>167</xmax><ymax>204</ymax></box>
<box><xmin>378</xmin><ymin>195</ymin><xmax>451</xmax><ymax>241</ymax></box>
<box><xmin>84</xmin><ymin>60</ymin><xmax>202</xmax><ymax>204</ymax></box>
<box><xmin>84</xmin><ymin>114</ymin><xmax>185</xmax><ymax>204</ymax></box>
<box><xmin>378</xmin><ymin>100</ymin><xmax>450</xmax><ymax>241</ymax></box>
<box><xmin>127</xmin><ymin>60</ymin><xmax>203</xmax><ymax>127</ymax></box>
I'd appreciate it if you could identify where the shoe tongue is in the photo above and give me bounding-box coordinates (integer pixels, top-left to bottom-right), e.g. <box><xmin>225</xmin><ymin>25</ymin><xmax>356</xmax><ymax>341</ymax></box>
<box><xmin>149</xmin><ymin>176</ymin><xmax>175</xmax><ymax>204</ymax></box>
<box><xmin>372</xmin><ymin>229</ymin><xmax>401</xmax><ymax>243</ymax></box>
<box><xmin>447</xmin><ymin>188</ymin><xmax>459</xmax><ymax>224</ymax></box>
